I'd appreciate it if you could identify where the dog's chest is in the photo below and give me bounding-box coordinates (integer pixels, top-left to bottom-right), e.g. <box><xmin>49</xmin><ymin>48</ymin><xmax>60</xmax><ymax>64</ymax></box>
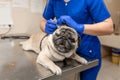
<box><xmin>48</xmin><ymin>49</ymin><xmax>66</xmax><ymax>61</ymax></box>
<box><xmin>50</xmin><ymin>54</ymin><xmax>65</xmax><ymax>61</ymax></box>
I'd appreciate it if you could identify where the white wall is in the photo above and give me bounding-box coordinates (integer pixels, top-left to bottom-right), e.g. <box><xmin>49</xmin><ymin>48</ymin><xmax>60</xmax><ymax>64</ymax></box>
<box><xmin>0</xmin><ymin>0</ymin><xmax>46</xmax><ymax>35</ymax></box>
<box><xmin>11</xmin><ymin>7</ymin><xmax>42</xmax><ymax>34</ymax></box>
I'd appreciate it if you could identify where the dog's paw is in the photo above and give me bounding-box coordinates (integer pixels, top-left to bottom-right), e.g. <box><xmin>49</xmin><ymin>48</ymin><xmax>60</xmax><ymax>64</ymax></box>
<box><xmin>19</xmin><ymin>41</ymin><xmax>31</xmax><ymax>51</ymax></box>
<box><xmin>80</xmin><ymin>58</ymin><xmax>88</xmax><ymax>64</ymax></box>
<box><xmin>49</xmin><ymin>65</ymin><xmax>62</xmax><ymax>75</ymax></box>
<box><xmin>19</xmin><ymin>41</ymin><xmax>24</xmax><ymax>46</ymax></box>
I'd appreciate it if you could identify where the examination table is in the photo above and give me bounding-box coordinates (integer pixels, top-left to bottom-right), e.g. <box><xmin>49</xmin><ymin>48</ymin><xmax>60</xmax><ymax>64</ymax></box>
<box><xmin>0</xmin><ymin>38</ymin><xmax>98</xmax><ymax>80</ymax></box>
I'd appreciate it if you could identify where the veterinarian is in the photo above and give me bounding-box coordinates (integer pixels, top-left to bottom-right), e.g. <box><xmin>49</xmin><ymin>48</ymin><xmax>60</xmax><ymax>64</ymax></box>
<box><xmin>40</xmin><ymin>0</ymin><xmax>114</xmax><ymax>80</ymax></box>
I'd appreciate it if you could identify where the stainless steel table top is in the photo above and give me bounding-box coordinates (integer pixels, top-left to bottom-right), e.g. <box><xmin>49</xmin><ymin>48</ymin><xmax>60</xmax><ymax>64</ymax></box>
<box><xmin>0</xmin><ymin>39</ymin><xmax>98</xmax><ymax>80</ymax></box>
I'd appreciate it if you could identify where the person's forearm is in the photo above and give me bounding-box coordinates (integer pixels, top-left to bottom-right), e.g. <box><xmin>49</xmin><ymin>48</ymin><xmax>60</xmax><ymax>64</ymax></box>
<box><xmin>40</xmin><ymin>18</ymin><xmax>46</xmax><ymax>32</ymax></box>
<box><xmin>84</xmin><ymin>17</ymin><xmax>114</xmax><ymax>36</ymax></box>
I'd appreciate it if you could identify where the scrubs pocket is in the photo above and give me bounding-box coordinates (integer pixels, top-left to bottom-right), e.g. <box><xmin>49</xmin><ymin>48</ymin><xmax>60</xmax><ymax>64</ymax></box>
<box><xmin>77</xmin><ymin>41</ymin><xmax>101</xmax><ymax>59</ymax></box>
<box><xmin>88</xmin><ymin>41</ymin><xmax>101</xmax><ymax>57</ymax></box>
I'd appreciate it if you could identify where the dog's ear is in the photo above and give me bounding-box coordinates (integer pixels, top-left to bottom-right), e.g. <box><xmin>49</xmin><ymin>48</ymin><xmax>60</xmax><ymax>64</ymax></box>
<box><xmin>77</xmin><ymin>34</ymin><xmax>81</xmax><ymax>46</ymax></box>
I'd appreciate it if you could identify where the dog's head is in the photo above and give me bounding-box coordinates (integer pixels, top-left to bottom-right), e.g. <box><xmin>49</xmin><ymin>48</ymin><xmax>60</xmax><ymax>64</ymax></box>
<box><xmin>52</xmin><ymin>25</ymin><xmax>80</xmax><ymax>53</ymax></box>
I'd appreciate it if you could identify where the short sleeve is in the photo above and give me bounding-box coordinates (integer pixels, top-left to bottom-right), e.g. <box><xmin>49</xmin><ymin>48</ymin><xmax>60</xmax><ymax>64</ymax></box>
<box><xmin>43</xmin><ymin>0</ymin><xmax>55</xmax><ymax>20</ymax></box>
<box><xmin>87</xmin><ymin>0</ymin><xmax>111</xmax><ymax>22</ymax></box>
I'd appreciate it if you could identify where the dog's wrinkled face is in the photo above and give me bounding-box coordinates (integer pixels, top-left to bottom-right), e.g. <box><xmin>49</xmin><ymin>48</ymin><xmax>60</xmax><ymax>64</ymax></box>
<box><xmin>53</xmin><ymin>25</ymin><xmax>79</xmax><ymax>53</ymax></box>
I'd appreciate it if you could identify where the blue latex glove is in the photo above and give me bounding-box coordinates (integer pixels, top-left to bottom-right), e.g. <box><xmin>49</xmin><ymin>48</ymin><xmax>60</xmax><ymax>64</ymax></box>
<box><xmin>57</xmin><ymin>16</ymin><xmax>84</xmax><ymax>35</ymax></box>
<box><xmin>45</xmin><ymin>20</ymin><xmax>57</xmax><ymax>34</ymax></box>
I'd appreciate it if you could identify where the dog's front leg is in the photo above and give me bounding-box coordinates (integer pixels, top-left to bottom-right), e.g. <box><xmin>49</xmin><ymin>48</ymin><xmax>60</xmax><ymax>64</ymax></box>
<box><xmin>36</xmin><ymin>53</ymin><xmax>62</xmax><ymax>75</ymax></box>
<box><xmin>71</xmin><ymin>53</ymin><xmax>88</xmax><ymax>64</ymax></box>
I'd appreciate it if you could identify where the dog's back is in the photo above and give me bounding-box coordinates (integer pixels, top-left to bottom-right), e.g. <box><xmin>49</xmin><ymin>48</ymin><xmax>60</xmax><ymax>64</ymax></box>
<box><xmin>20</xmin><ymin>32</ymin><xmax>46</xmax><ymax>53</ymax></box>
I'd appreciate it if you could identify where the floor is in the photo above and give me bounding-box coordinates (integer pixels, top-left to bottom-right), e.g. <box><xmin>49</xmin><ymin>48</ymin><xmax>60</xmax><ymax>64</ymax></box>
<box><xmin>97</xmin><ymin>56</ymin><xmax>120</xmax><ymax>80</ymax></box>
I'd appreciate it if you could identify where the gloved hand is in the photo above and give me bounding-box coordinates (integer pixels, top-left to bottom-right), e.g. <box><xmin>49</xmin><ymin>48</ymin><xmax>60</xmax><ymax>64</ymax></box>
<box><xmin>57</xmin><ymin>16</ymin><xmax>84</xmax><ymax>35</ymax></box>
<box><xmin>45</xmin><ymin>20</ymin><xmax>57</xmax><ymax>34</ymax></box>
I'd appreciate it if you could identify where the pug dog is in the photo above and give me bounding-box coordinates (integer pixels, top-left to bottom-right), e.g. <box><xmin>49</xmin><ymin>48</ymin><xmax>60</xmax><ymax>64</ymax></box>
<box><xmin>20</xmin><ymin>25</ymin><xmax>87</xmax><ymax>75</ymax></box>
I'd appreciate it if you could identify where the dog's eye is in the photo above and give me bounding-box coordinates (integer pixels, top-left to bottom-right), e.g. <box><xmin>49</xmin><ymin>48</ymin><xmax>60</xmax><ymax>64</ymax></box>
<box><xmin>70</xmin><ymin>38</ymin><xmax>75</xmax><ymax>43</ymax></box>
<box><xmin>55</xmin><ymin>33</ymin><xmax>60</xmax><ymax>36</ymax></box>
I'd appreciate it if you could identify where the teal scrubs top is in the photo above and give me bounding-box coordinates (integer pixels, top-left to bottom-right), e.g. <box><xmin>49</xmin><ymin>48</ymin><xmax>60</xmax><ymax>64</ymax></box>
<box><xmin>43</xmin><ymin>0</ymin><xmax>111</xmax><ymax>60</ymax></box>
